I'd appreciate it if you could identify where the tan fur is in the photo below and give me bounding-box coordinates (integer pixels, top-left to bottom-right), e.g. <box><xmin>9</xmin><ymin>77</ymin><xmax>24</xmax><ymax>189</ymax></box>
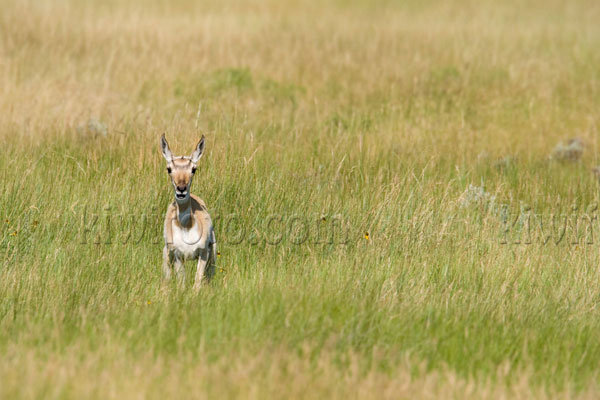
<box><xmin>160</xmin><ymin>135</ymin><xmax>216</xmax><ymax>290</ymax></box>
<box><xmin>170</xmin><ymin>158</ymin><xmax>193</xmax><ymax>188</ymax></box>
<box><xmin>163</xmin><ymin>195</ymin><xmax>210</xmax><ymax>243</ymax></box>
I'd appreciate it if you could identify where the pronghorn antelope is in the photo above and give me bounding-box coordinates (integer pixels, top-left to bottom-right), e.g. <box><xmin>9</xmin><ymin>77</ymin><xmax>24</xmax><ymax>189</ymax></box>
<box><xmin>160</xmin><ymin>134</ymin><xmax>216</xmax><ymax>289</ymax></box>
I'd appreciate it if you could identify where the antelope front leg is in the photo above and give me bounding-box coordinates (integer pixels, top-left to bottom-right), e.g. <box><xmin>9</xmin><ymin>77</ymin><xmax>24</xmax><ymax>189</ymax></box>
<box><xmin>162</xmin><ymin>246</ymin><xmax>172</xmax><ymax>281</ymax></box>
<box><xmin>193</xmin><ymin>249</ymin><xmax>209</xmax><ymax>291</ymax></box>
<box><xmin>173</xmin><ymin>257</ymin><xmax>185</xmax><ymax>286</ymax></box>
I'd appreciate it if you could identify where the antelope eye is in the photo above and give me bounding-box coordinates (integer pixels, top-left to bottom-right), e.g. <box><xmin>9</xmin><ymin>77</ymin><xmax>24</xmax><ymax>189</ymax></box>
<box><xmin>166</xmin><ymin>167</ymin><xmax>172</xmax><ymax>174</ymax></box>
<box><xmin>191</xmin><ymin>167</ymin><xmax>196</xmax><ymax>174</ymax></box>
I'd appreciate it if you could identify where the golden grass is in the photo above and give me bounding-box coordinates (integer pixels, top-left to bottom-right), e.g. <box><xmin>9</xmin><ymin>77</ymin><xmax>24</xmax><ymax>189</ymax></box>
<box><xmin>2</xmin><ymin>0</ymin><xmax>600</xmax><ymax>398</ymax></box>
<box><xmin>3</xmin><ymin>344</ymin><xmax>599</xmax><ymax>400</ymax></box>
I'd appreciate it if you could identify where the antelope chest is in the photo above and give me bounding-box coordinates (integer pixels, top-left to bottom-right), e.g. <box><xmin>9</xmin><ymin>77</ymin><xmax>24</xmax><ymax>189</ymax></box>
<box><xmin>170</xmin><ymin>222</ymin><xmax>206</xmax><ymax>260</ymax></box>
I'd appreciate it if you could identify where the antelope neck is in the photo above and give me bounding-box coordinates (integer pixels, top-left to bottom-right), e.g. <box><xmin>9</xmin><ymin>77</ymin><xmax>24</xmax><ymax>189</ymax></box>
<box><xmin>175</xmin><ymin>196</ymin><xmax>193</xmax><ymax>227</ymax></box>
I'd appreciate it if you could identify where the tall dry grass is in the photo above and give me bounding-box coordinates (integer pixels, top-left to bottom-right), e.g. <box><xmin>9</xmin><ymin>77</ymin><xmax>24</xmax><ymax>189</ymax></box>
<box><xmin>1</xmin><ymin>0</ymin><xmax>600</xmax><ymax>398</ymax></box>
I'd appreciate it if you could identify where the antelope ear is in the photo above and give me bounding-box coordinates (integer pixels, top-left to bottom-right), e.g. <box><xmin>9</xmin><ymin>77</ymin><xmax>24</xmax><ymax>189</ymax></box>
<box><xmin>191</xmin><ymin>135</ymin><xmax>205</xmax><ymax>163</ymax></box>
<box><xmin>160</xmin><ymin>134</ymin><xmax>173</xmax><ymax>163</ymax></box>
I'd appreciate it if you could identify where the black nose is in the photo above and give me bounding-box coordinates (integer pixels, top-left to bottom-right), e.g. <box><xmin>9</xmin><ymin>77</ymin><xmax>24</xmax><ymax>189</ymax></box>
<box><xmin>177</xmin><ymin>185</ymin><xmax>186</xmax><ymax>192</ymax></box>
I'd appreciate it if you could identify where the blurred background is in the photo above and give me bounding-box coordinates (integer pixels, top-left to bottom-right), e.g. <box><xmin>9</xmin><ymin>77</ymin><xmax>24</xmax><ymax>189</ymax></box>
<box><xmin>2</xmin><ymin>1</ymin><xmax>600</xmax><ymax>398</ymax></box>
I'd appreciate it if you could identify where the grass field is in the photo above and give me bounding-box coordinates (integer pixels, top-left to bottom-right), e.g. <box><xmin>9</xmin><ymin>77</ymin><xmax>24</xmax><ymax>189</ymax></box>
<box><xmin>2</xmin><ymin>0</ymin><xmax>600</xmax><ymax>398</ymax></box>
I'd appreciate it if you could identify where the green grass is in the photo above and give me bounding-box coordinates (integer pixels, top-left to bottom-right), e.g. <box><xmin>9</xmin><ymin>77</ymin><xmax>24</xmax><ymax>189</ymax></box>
<box><xmin>1</xmin><ymin>0</ymin><xmax>600</xmax><ymax>398</ymax></box>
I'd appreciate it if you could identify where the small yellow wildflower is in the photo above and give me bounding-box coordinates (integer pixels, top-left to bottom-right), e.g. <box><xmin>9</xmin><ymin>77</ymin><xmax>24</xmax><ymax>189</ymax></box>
<box><xmin>10</xmin><ymin>231</ymin><xmax>17</xmax><ymax>236</ymax></box>
<box><xmin>364</xmin><ymin>232</ymin><xmax>370</xmax><ymax>240</ymax></box>
<box><xmin>217</xmin><ymin>251</ymin><xmax>221</xmax><ymax>258</ymax></box>
<box><xmin>147</xmin><ymin>300</ymin><xmax>152</xmax><ymax>305</ymax></box>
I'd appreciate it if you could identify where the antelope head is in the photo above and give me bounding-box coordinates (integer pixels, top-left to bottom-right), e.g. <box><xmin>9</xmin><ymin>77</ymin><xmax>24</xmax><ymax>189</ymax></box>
<box><xmin>160</xmin><ymin>134</ymin><xmax>205</xmax><ymax>203</ymax></box>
